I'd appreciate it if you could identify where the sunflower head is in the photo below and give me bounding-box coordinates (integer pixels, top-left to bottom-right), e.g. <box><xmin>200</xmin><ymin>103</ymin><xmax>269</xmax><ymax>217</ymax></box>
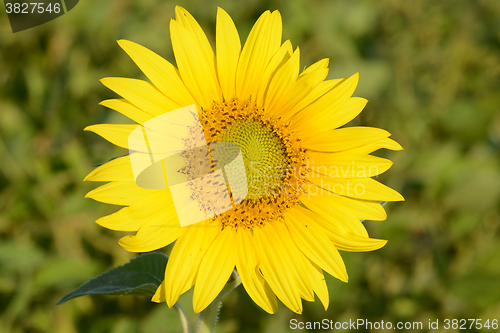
<box><xmin>85</xmin><ymin>6</ymin><xmax>403</xmax><ymax>314</ymax></box>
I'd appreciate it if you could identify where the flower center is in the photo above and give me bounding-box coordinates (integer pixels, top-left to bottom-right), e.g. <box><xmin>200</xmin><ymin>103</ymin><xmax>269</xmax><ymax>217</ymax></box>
<box><xmin>216</xmin><ymin>118</ymin><xmax>289</xmax><ymax>199</ymax></box>
<box><xmin>197</xmin><ymin>99</ymin><xmax>308</xmax><ymax>230</ymax></box>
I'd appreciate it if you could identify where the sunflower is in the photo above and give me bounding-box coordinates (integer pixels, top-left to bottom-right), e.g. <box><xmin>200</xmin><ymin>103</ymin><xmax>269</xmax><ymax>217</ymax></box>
<box><xmin>84</xmin><ymin>6</ymin><xmax>403</xmax><ymax>314</ymax></box>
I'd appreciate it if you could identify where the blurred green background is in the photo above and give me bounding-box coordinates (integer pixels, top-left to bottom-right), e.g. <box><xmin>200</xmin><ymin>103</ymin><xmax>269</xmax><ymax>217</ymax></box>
<box><xmin>1</xmin><ymin>0</ymin><xmax>500</xmax><ymax>332</ymax></box>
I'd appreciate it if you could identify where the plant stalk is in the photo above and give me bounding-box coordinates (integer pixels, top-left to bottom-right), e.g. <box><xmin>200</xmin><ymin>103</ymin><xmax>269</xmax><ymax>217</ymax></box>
<box><xmin>174</xmin><ymin>302</ymin><xmax>191</xmax><ymax>333</ymax></box>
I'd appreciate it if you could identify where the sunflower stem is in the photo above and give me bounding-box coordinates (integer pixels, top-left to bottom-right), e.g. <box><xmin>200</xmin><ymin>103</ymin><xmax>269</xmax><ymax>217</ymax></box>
<box><xmin>174</xmin><ymin>302</ymin><xmax>191</xmax><ymax>333</ymax></box>
<box><xmin>194</xmin><ymin>270</ymin><xmax>241</xmax><ymax>333</ymax></box>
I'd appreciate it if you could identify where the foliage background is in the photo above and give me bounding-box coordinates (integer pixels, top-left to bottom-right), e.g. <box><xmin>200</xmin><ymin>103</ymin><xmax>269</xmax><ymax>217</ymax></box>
<box><xmin>1</xmin><ymin>0</ymin><xmax>500</xmax><ymax>332</ymax></box>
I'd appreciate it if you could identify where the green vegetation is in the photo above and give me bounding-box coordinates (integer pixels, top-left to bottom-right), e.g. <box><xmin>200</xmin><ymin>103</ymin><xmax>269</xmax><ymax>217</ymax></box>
<box><xmin>1</xmin><ymin>0</ymin><xmax>499</xmax><ymax>332</ymax></box>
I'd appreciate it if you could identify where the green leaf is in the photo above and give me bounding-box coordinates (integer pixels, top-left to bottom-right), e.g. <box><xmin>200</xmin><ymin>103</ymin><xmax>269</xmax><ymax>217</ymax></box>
<box><xmin>57</xmin><ymin>252</ymin><xmax>168</xmax><ymax>305</ymax></box>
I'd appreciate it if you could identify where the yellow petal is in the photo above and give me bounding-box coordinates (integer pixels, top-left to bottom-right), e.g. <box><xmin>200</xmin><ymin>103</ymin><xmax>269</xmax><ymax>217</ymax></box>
<box><xmin>236</xmin><ymin>10</ymin><xmax>282</xmax><ymax>101</ymax></box>
<box><xmin>329</xmin><ymin>195</ymin><xmax>387</xmax><ymax>221</ymax></box>
<box><xmin>119</xmin><ymin>207</ymin><xmax>182</xmax><ymax>253</ymax></box>
<box><xmin>152</xmin><ymin>280</ymin><xmax>167</xmax><ymax>303</ymax></box>
<box><xmin>175</xmin><ymin>7</ymin><xmax>215</xmax><ymax>72</ymax></box>
<box><xmin>216</xmin><ymin>7</ymin><xmax>241</xmax><ymax>101</ymax></box>
<box><xmin>307</xmin><ymin>152</ymin><xmax>393</xmax><ymax>178</ymax></box>
<box><xmin>254</xmin><ymin>223</ymin><xmax>303</xmax><ymax>314</ymax></box>
<box><xmin>303</xmin><ymin>259</ymin><xmax>329</xmax><ymax>310</ymax></box>
<box><xmin>85</xmin><ymin>181</ymin><xmax>155</xmax><ymax>206</ymax></box>
<box><xmin>287</xmin><ymin>78</ymin><xmax>343</xmax><ymax>118</ymax></box>
<box><xmin>163</xmin><ymin>221</ymin><xmax>220</xmax><ymax>307</ymax></box>
<box><xmin>95</xmin><ymin>190</ymin><xmax>174</xmax><ymax>231</ymax></box>
<box><xmin>100</xmin><ymin>99</ymin><xmax>152</xmax><ymax>124</ymax></box>
<box><xmin>264</xmin><ymin>47</ymin><xmax>300</xmax><ymax>114</ymax></box>
<box><xmin>271</xmin><ymin>222</ymin><xmax>315</xmax><ymax>302</ymax></box>
<box><xmin>293</xmin><ymin>97</ymin><xmax>369</xmax><ymax>134</ymax></box>
<box><xmin>323</xmin><ymin>97</ymin><xmax>368</xmax><ymax>130</ymax></box>
<box><xmin>117</xmin><ymin>40</ymin><xmax>194</xmax><ymax>107</ymax></box>
<box><xmin>174</xmin><ymin>7</ymin><xmax>221</xmax><ymax>105</ymax></box>
<box><xmin>291</xmin><ymin>73</ymin><xmax>359</xmax><ymax>136</ymax></box>
<box><xmin>235</xmin><ymin>228</ymin><xmax>278</xmax><ymax>314</ymax></box>
<box><xmin>300</xmin><ymin>192</ymin><xmax>368</xmax><ymax>237</ymax></box>
<box><xmin>84</xmin><ymin>155</ymin><xmax>134</xmax><ymax>182</ymax></box>
<box><xmin>293</xmin><ymin>206</ymin><xmax>387</xmax><ymax>252</ymax></box>
<box><xmin>254</xmin><ymin>40</ymin><xmax>293</xmax><ymax>106</ymax></box>
<box><xmin>100</xmin><ymin>78</ymin><xmax>180</xmax><ymax>117</ymax></box>
<box><xmin>307</xmin><ymin>177</ymin><xmax>405</xmax><ymax>201</ymax></box>
<box><xmin>170</xmin><ymin>19</ymin><xmax>221</xmax><ymax>109</ymax></box>
<box><xmin>300</xmin><ymin>58</ymin><xmax>329</xmax><ymax>76</ymax></box>
<box><xmin>274</xmin><ymin>66</ymin><xmax>329</xmax><ymax>122</ymax></box>
<box><xmin>84</xmin><ymin>124</ymin><xmax>138</xmax><ymax>149</ymax></box>
<box><xmin>343</xmin><ymin>137</ymin><xmax>403</xmax><ymax>155</ymax></box>
<box><xmin>285</xmin><ymin>212</ymin><xmax>348</xmax><ymax>282</ymax></box>
<box><xmin>193</xmin><ymin>227</ymin><xmax>237</xmax><ymax>313</ymax></box>
<box><xmin>302</xmin><ymin>127</ymin><xmax>391</xmax><ymax>152</ymax></box>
